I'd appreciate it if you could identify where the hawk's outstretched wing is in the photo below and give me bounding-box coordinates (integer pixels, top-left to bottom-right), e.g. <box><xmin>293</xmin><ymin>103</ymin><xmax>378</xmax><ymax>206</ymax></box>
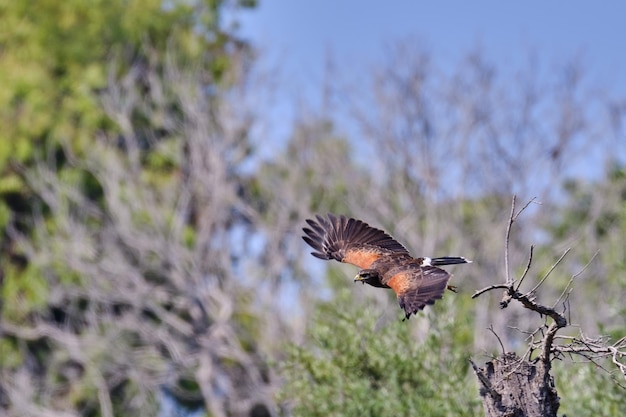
<box><xmin>385</xmin><ymin>265</ymin><xmax>451</xmax><ymax>319</ymax></box>
<box><xmin>302</xmin><ymin>213</ymin><xmax>409</xmax><ymax>269</ymax></box>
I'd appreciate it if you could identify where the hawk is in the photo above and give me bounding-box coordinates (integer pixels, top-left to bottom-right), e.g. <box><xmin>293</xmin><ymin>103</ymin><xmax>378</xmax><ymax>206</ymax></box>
<box><xmin>302</xmin><ymin>214</ymin><xmax>470</xmax><ymax>319</ymax></box>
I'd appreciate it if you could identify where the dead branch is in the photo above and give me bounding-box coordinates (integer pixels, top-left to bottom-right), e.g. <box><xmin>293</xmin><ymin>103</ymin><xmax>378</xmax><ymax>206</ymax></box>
<box><xmin>504</xmin><ymin>196</ymin><xmax>539</xmax><ymax>286</ymax></box>
<box><xmin>473</xmin><ymin>196</ymin><xmax>569</xmax><ymax>365</ymax></box>
<box><xmin>550</xmin><ymin>335</ymin><xmax>626</xmax><ymax>382</ymax></box>
<box><xmin>514</xmin><ymin>244</ymin><xmax>534</xmax><ymax>292</ymax></box>
<box><xmin>471</xmin><ymin>195</ymin><xmax>624</xmax><ymax>417</ymax></box>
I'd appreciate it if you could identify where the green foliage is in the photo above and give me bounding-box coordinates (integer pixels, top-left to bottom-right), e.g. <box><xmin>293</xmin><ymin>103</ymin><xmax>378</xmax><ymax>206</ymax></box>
<box><xmin>280</xmin><ymin>288</ymin><xmax>482</xmax><ymax>417</ymax></box>
<box><xmin>538</xmin><ymin>166</ymin><xmax>626</xmax><ymax>413</ymax></box>
<box><xmin>540</xmin><ymin>164</ymin><xmax>626</xmax><ymax>329</ymax></box>
<box><xmin>554</xmin><ymin>361</ymin><xmax>626</xmax><ymax>416</ymax></box>
<box><xmin>1</xmin><ymin>262</ymin><xmax>48</xmax><ymax>320</ymax></box>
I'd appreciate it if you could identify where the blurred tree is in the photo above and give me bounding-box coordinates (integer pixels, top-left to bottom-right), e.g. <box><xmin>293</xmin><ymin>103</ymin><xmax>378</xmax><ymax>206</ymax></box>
<box><xmin>0</xmin><ymin>0</ymin><xmax>254</xmax><ymax>307</ymax></box>
<box><xmin>0</xmin><ymin>1</ymin><xmax>261</xmax><ymax>416</ymax></box>
<box><xmin>554</xmin><ymin>360</ymin><xmax>626</xmax><ymax>416</ymax></box>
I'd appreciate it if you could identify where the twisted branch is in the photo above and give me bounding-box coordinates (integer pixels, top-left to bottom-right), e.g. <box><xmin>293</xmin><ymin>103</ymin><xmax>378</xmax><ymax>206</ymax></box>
<box><xmin>472</xmin><ymin>196</ymin><xmax>623</xmax><ymax>380</ymax></box>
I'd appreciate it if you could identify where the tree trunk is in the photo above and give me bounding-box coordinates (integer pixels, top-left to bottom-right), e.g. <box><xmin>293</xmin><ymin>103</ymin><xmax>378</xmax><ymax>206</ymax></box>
<box><xmin>471</xmin><ymin>352</ymin><xmax>560</xmax><ymax>417</ymax></box>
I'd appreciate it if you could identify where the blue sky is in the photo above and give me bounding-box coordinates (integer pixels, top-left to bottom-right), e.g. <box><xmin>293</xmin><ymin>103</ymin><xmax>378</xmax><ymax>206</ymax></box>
<box><xmin>239</xmin><ymin>1</ymin><xmax>625</xmax><ymax>94</ymax></box>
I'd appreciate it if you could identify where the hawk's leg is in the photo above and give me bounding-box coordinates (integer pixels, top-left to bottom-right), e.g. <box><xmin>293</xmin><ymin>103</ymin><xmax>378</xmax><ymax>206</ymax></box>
<box><xmin>447</xmin><ymin>285</ymin><xmax>458</xmax><ymax>293</ymax></box>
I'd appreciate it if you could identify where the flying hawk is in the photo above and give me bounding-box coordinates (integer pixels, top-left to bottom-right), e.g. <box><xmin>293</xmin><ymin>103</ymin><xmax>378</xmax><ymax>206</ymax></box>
<box><xmin>302</xmin><ymin>214</ymin><xmax>470</xmax><ymax>319</ymax></box>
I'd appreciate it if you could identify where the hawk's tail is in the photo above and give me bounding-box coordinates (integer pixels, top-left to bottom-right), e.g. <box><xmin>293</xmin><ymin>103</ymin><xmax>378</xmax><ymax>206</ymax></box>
<box><xmin>429</xmin><ymin>256</ymin><xmax>471</xmax><ymax>266</ymax></box>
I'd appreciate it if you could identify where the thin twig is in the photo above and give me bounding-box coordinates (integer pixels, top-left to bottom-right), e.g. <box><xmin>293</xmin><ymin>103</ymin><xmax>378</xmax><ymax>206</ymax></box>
<box><xmin>507</xmin><ymin>325</ymin><xmax>541</xmax><ymax>337</ymax></box>
<box><xmin>503</xmin><ymin>195</ymin><xmax>517</xmax><ymax>285</ymax></box>
<box><xmin>525</xmin><ymin>248</ymin><xmax>571</xmax><ymax>297</ymax></box>
<box><xmin>473</xmin><ymin>194</ymin><xmax>625</xmax><ymax>391</ymax></box>
<box><xmin>514</xmin><ymin>245</ymin><xmax>534</xmax><ymax>292</ymax></box>
<box><xmin>472</xmin><ymin>284</ymin><xmax>510</xmax><ymax>299</ymax></box>
<box><xmin>552</xmin><ymin>250</ymin><xmax>599</xmax><ymax>309</ymax></box>
<box><xmin>488</xmin><ymin>325</ymin><xmax>506</xmax><ymax>356</ymax></box>
<box><xmin>514</xmin><ymin>197</ymin><xmax>539</xmax><ymax>219</ymax></box>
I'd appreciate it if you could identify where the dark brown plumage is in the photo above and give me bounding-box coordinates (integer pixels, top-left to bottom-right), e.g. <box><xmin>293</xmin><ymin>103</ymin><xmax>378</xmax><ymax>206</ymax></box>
<box><xmin>302</xmin><ymin>213</ymin><xmax>470</xmax><ymax>319</ymax></box>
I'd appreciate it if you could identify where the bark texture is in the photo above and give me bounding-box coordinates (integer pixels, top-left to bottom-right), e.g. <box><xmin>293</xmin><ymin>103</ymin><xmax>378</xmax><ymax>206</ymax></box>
<box><xmin>471</xmin><ymin>352</ymin><xmax>560</xmax><ymax>417</ymax></box>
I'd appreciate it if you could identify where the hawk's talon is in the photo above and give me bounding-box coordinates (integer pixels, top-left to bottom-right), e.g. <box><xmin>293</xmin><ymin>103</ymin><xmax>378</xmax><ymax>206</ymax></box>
<box><xmin>447</xmin><ymin>285</ymin><xmax>458</xmax><ymax>293</ymax></box>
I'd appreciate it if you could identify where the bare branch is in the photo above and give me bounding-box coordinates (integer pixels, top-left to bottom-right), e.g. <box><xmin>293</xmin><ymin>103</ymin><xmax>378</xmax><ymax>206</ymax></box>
<box><xmin>513</xmin><ymin>197</ymin><xmax>540</xmax><ymax>221</ymax></box>
<box><xmin>474</xmin><ymin>197</ymin><xmax>567</xmax><ymax>368</ymax></box>
<box><xmin>502</xmin><ymin>196</ymin><xmax>539</xmax><ymax>288</ymax></box>
<box><xmin>551</xmin><ymin>335</ymin><xmax>626</xmax><ymax>382</ymax></box>
<box><xmin>514</xmin><ymin>245</ymin><xmax>534</xmax><ymax>292</ymax></box>
<box><xmin>472</xmin><ymin>284</ymin><xmax>510</xmax><ymax>299</ymax></box>
<box><xmin>471</xmin><ymin>191</ymin><xmax>626</xmax><ymax>417</ymax></box>
<box><xmin>552</xmin><ymin>250</ymin><xmax>599</xmax><ymax>309</ymax></box>
<box><xmin>503</xmin><ymin>195</ymin><xmax>517</xmax><ymax>285</ymax></box>
<box><xmin>488</xmin><ymin>325</ymin><xmax>506</xmax><ymax>356</ymax></box>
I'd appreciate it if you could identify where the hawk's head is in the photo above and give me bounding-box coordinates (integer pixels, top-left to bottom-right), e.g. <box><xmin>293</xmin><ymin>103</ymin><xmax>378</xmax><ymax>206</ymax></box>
<box><xmin>354</xmin><ymin>269</ymin><xmax>385</xmax><ymax>288</ymax></box>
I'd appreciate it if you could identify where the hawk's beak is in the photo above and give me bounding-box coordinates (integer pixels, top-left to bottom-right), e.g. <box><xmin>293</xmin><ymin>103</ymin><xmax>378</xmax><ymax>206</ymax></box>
<box><xmin>354</xmin><ymin>273</ymin><xmax>363</xmax><ymax>283</ymax></box>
